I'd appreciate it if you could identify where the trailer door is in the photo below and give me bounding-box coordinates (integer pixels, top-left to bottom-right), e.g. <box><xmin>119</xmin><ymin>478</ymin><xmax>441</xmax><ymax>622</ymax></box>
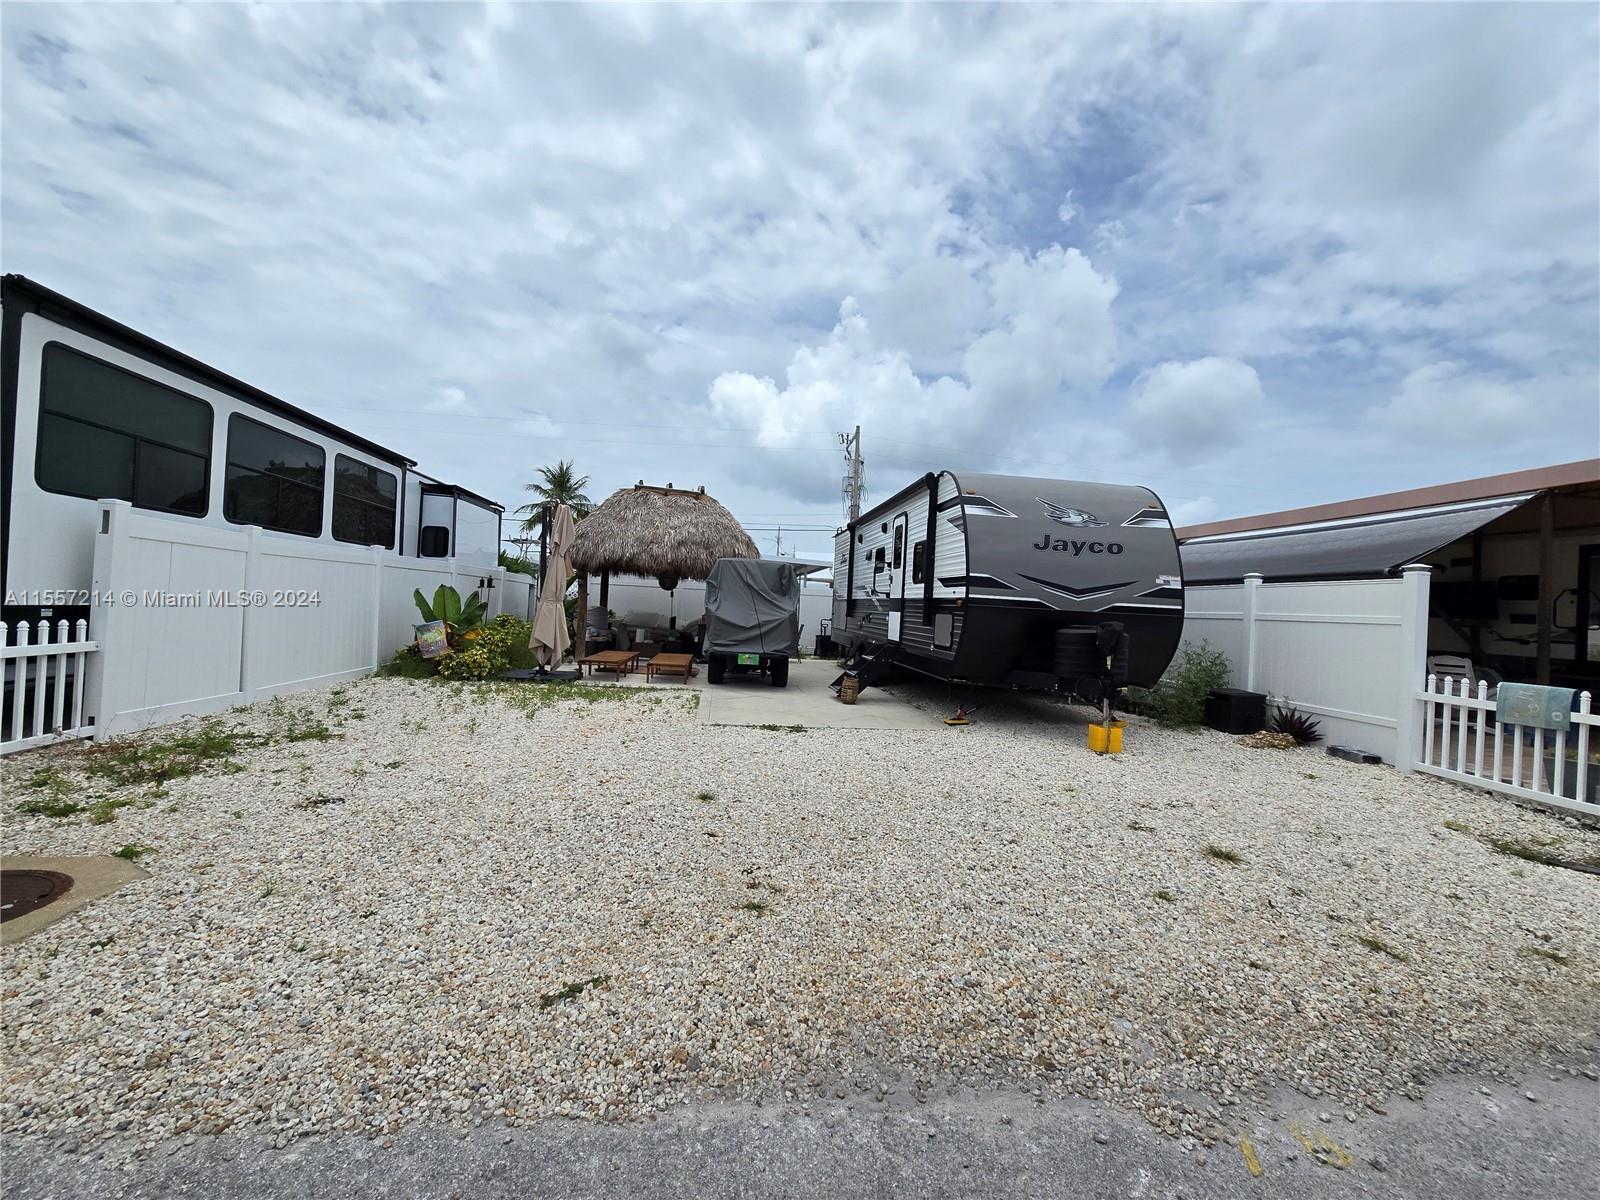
<box><xmin>888</xmin><ymin>513</ymin><xmax>908</xmax><ymax>641</ymax></box>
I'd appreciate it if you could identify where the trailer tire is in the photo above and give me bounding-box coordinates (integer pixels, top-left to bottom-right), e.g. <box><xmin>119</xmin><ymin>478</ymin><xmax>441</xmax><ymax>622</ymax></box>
<box><xmin>769</xmin><ymin>658</ymin><xmax>789</xmax><ymax>688</ymax></box>
<box><xmin>707</xmin><ymin>654</ymin><xmax>725</xmax><ymax>685</ymax></box>
<box><xmin>1052</xmin><ymin>628</ymin><xmax>1100</xmax><ymax>678</ymax></box>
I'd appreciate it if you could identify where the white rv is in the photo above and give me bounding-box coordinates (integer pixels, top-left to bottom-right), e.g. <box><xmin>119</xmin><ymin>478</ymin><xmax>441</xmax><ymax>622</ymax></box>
<box><xmin>1</xmin><ymin>274</ymin><xmax>504</xmax><ymax>631</ymax></box>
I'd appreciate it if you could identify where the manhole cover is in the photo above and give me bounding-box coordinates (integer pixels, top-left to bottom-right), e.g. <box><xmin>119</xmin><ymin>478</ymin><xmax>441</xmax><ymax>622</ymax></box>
<box><xmin>0</xmin><ymin>870</ymin><xmax>74</xmax><ymax>923</ymax></box>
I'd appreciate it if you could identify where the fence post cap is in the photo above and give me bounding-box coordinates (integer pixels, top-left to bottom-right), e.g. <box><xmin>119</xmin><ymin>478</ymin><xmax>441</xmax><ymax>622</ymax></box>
<box><xmin>1400</xmin><ymin>562</ymin><xmax>1433</xmax><ymax>575</ymax></box>
<box><xmin>1243</xmin><ymin>572</ymin><xmax>1264</xmax><ymax>581</ymax></box>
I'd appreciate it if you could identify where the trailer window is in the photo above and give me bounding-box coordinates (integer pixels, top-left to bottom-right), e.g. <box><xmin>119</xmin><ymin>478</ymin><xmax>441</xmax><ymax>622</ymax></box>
<box><xmin>224</xmin><ymin>415</ymin><xmax>324</xmax><ymax>536</ymax></box>
<box><xmin>332</xmin><ymin>455</ymin><xmax>397</xmax><ymax>548</ymax></box>
<box><xmin>893</xmin><ymin>526</ymin><xmax>904</xmax><ymax>569</ymax></box>
<box><xmin>36</xmin><ymin>343</ymin><xmax>211</xmax><ymax>516</ymax></box>
<box><xmin>911</xmin><ymin>540</ymin><xmax>927</xmax><ymax>584</ymax></box>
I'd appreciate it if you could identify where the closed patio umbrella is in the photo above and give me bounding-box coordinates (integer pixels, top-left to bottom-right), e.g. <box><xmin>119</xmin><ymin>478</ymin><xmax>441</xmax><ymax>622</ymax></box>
<box><xmin>530</xmin><ymin>503</ymin><xmax>575</xmax><ymax>668</ymax></box>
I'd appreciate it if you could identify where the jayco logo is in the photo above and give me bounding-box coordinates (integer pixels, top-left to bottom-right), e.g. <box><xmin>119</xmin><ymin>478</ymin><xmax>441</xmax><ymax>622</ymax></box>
<box><xmin>1032</xmin><ymin>535</ymin><xmax>1123</xmax><ymax>555</ymax></box>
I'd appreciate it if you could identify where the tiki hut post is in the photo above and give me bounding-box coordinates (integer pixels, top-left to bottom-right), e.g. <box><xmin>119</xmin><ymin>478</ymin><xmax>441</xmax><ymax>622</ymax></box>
<box><xmin>570</xmin><ymin>484</ymin><xmax>759</xmax><ymax>625</ymax></box>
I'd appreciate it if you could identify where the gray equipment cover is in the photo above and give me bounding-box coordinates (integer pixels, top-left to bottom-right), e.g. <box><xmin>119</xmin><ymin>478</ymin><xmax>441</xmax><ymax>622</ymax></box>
<box><xmin>704</xmin><ymin>559</ymin><xmax>800</xmax><ymax>656</ymax></box>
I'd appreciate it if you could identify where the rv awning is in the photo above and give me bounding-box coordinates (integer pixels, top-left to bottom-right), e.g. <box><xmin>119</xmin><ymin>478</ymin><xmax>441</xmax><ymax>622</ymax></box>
<box><xmin>1179</xmin><ymin>494</ymin><xmax>1535</xmax><ymax>585</ymax></box>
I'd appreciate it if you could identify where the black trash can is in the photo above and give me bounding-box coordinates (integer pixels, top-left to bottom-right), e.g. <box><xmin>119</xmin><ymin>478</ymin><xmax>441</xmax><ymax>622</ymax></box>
<box><xmin>1204</xmin><ymin>688</ymin><xmax>1268</xmax><ymax>734</ymax></box>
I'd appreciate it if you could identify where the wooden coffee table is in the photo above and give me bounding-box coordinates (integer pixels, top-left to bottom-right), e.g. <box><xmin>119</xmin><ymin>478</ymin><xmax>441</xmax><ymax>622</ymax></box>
<box><xmin>578</xmin><ymin>649</ymin><xmax>641</xmax><ymax>679</ymax></box>
<box><xmin>646</xmin><ymin>652</ymin><xmax>695</xmax><ymax>682</ymax></box>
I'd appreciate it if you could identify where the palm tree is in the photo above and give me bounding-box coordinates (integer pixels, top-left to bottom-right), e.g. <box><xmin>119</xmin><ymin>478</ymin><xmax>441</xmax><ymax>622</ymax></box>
<box><xmin>516</xmin><ymin>459</ymin><xmax>595</xmax><ymax>535</ymax></box>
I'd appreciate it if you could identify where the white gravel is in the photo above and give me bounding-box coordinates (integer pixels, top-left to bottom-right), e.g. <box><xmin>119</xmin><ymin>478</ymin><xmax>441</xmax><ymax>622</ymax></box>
<box><xmin>3</xmin><ymin>675</ymin><xmax>1598</xmax><ymax>1158</ymax></box>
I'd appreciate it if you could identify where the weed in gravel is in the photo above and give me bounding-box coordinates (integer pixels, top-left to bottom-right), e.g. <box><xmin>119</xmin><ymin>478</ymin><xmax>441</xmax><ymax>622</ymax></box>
<box><xmin>1127</xmin><ymin>820</ymin><xmax>1157</xmax><ymax>833</ymax></box>
<box><xmin>1355</xmin><ymin>935</ymin><xmax>1409</xmax><ymax>963</ymax></box>
<box><xmin>82</xmin><ymin>722</ymin><xmax>249</xmax><ymax>786</ymax></box>
<box><xmin>231</xmin><ymin>810</ymin><xmax>244</xmax><ymax>819</ymax></box>
<box><xmin>1202</xmin><ymin>844</ymin><xmax>1244</xmax><ymax>864</ymax></box>
<box><xmin>696</xmin><ymin>791</ymin><xmax>716</xmax><ymax>803</ymax></box>
<box><xmin>539</xmin><ymin>974</ymin><xmax>610</xmax><ymax>1010</ymax></box>
<box><xmin>736</xmin><ymin>899</ymin><xmax>770</xmax><ymax>916</ymax></box>
<box><xmin>15</xmin><ymin>794</ymin><xmax>85</xmax><ymax>818</ymax></box>
<box><xmin>259</xmin><ymin>881</ymin><xmax>279</xmax><ymax>899</ymax></box>
<box><xmin>88</xmin><ymin>797</ymin><xmax>134</xmax><ymax>825</ymax></box>
<box><xmin>1524</xmin><ymin>946</ymin><xmax>1570</xmax><ymax>965</ymax></box>
<box><xmin>1154</xmin><ymin>888</ymin><xmax>1177</xmax><ymax>903</ymax></box>
<box><xmin>16</xmin><ymin>768</ymin><xmax>83</xmax><ymax>817</ymax></box>
<box><xmin>112</xmin><ymin>844</ymin><xmax>153</xmax><ymax>862</ymax></box>
<box><xmin>349</xmin><ymin>763</ymin><xmax>368</xmax><ymax>779</ymax></box>
<box><xmin>382</xmin><ymin>760</ymin><xmax>403</xmax><ymax>770</ymax></box>
<box><xmin>89</xmin><ymin>936</ymin><xmax>115</xmax><ymax>950</ymax></box>
<box><xmin>753</xmin><ymin>723</ymin><xmax>806</xmax><ymax>733</ymax></box>
<box><xmin>282</xmin><ymin>719</ymin><xmax>337</xmax><ymax>743</ymax></box>
<box><xmin>1443</xmin><ymin>820</ymin><xmax>1472</xmax><ymax>833</ymax></box>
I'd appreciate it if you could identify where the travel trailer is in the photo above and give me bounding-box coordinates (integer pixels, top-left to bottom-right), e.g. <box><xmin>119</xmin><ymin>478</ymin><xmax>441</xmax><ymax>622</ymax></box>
<box><xmin>0</xmin><ymin>274</ymin><xmax>504</xmax><ymax>631</ymax></box>
<box><xmin>831</xmin><ymin>471</ymin><xmax>1184</xmax><ymax>701</ymax></box>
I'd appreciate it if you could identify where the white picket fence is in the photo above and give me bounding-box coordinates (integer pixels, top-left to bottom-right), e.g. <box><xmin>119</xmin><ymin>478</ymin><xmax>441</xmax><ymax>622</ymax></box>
<box><xmin>1416</xmin><ymin>675</ymin><xmax>1598</xmax><ymax>817</ymax></box>
<box><xmin>1</xmin><ymin>619</ymin><xmax>98</xmax><ymax>754</ymax></box>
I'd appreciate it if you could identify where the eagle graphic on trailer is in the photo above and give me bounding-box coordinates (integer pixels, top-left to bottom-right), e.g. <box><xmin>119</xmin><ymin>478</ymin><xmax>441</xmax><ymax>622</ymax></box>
<box><xmin>831</xmin><ymin>471</ymin><xmax>1185</xmax><ymax>702</ymax></box>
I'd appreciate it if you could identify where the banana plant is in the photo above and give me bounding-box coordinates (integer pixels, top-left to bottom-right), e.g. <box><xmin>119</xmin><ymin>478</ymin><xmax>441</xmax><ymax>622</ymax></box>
<box><xmin>413</xmin><ymin>584</ymin><xmax>488</xmax><ymax>640</ymax></box>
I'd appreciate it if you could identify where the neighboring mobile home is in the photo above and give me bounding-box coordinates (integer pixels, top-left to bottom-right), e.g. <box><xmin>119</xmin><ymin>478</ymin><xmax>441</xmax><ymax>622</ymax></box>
<box><xmin>1</xmin><ymin>274</ymin><xmax>504</xmax><ymax>630</ymax></box>
<box><xmin>1</xmin><ymin>275</ymin><xmax>519</xmax><ymax>751</ymax></box>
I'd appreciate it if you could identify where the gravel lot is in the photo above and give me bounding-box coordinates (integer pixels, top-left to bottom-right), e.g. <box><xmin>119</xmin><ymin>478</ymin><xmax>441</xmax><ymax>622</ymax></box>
<box><xmin>3</xmin><ymin>675</ymin><xmax>1598</xmax><ymax>1163</ymax></box>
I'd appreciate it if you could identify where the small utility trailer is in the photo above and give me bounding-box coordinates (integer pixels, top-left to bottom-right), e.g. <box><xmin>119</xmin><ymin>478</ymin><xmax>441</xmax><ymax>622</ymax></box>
<box><xmin>702</xmin><ymin>558</ymin><xmax>800</xmax><ymax>688</ymax></box>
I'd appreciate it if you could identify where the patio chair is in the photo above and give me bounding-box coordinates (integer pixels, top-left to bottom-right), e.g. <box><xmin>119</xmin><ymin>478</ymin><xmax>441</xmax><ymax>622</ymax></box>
<box><xmin>1427</xmin><ymin>654</ymin><xmax>1501</xmax><ymax>699</ymax></box>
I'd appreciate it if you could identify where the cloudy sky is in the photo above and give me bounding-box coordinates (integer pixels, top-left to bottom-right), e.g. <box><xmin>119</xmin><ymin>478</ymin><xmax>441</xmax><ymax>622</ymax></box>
<box><xmin>4</xmin><ymin>2</ymin><xmax>1596</xmax><ymax>561</ymax></box>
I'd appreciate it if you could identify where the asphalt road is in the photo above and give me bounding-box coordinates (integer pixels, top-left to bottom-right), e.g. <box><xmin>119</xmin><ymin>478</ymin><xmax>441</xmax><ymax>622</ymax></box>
<box><xmin>5</xmin><ymin>1059</ymin><xmax>1595</xmax><ymax>1200</ymax></box>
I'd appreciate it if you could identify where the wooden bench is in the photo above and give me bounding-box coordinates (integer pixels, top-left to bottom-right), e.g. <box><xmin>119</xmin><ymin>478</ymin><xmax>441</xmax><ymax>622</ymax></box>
<box><xmin>646</xmin><ymin>652</ymin><xmax>695</xmax><ymax>683</ymax></box>
<box><xmin>578</xmin><ymin>649</ymin><xmax>641</xmax><ymax>679</ymax></box>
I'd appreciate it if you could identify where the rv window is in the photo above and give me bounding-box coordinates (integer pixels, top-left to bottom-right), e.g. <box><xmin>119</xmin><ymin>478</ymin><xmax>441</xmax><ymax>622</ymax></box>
<box><xmin>332</xmin><ymin>455</ymin><xmax>398</xmax><ymax>548</ymax></box>
<box><xmin>893</xmin><ymin>527</ymin><xmax>904</xmax><ymax>569</ymax></box>
<box><xmin>224</xmin><ymin>414</ymin><xmax>325</xmax><ymax>537</ymax></box>
<box><xmin>418</xmin><ymin>525</ymin><xmax>450</xmax><ymax>558</ymax></box>
<box><xmin>911</xmin><ymin>540</ymin><xmax>927</xmax><ymax>584</ymax></box>
<box><xmin>36</xmin><ymin>343</ymin><xmax>211</xmax><ymax>516</ymax></box>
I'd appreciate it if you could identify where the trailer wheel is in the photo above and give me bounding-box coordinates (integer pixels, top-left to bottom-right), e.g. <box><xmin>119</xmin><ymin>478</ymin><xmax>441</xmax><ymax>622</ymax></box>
<box><xmin>769</xmin><ymin>657</ymin><xmax>789</xmax><ymax>688</ymax></box>
<box><xmin>707</xmin><ymin>654</ymin><xmax>725</xmax><ymax>685</ymax></box>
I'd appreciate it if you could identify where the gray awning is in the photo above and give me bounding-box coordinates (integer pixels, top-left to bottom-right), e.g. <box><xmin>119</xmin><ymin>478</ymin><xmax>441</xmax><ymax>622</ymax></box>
<box><xmin>1179</xmin><ymin>494</ymin><xmax>1534</xmax><ymax>585</ymax></box>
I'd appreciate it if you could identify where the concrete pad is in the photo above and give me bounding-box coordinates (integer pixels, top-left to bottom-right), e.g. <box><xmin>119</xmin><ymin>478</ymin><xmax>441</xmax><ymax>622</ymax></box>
<box><xmin>1</xmin><ymin>854</ymin><xmax>149</xmax><ymax>945</ymax></box>
<box><xmin>694</xmin><ymin>657</ymin><xmax>937</xmax><ymax>730</ymax></box>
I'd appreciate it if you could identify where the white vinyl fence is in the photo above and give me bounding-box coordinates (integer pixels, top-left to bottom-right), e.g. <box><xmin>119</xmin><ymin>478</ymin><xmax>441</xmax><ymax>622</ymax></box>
<box><xmin>1179</xmin><ymin>566</ymin><xmax>1431</xmax><ymax>764</ymax></box>
<box><xmin>1416</xmin><ymin>677</ymin><xmax>1598</xmax><ymax>817</ymax></box>
<box><xmin>1</xmin><ymin>619</ymin><xmax>98</xmax><ymax>754</ymax></box>
<box><xmin>47</xmin><ymin>499</ymin><xmax>535</xmax><ymax>743</ymax></box>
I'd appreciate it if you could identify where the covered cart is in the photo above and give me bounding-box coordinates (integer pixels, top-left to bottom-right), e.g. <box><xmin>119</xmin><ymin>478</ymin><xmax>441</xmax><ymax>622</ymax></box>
<box><xmin>703</xmin><ymin>558</ymin><xmax>800</xmax><ymax>687</ymax></box>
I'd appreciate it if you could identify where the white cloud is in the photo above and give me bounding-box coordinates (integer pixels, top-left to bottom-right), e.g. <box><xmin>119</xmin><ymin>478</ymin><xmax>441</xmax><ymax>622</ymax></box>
<box><xmin>0</xmin><ymin>2</ymin><xmax>1592</xmax><ymax>541</ymax></box>
<box><xmin>708</xmin><ymin>246</ymin><xmax>1119</xmax><ymax>500</ymax></box>
<box><xmin>1372</xmin><ymin>362</ymin><xmax>1537</xmax><ymax>441</ymax></box>
<box><xmin>1129</xmin><ymin>357</ymin><xmax>1265</xmax><ymax>452</ymax></box>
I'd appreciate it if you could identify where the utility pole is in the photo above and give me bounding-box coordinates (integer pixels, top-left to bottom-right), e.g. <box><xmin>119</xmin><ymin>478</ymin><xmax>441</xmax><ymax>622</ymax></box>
<box><xmin>839</xmin><ymin>425</ymin><xmax>863</xmax><ymax>522</ymax></box>
<box><xmin>772</xmin><ymin>527</ymin><xmax>784</xmax><ymax>558</ymax></box>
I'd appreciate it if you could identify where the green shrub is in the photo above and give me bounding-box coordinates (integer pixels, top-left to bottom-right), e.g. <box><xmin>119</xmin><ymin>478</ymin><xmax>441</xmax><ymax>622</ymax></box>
<box><xmin>1127</xmin><ymin>641</ymin><xmax>1231</xmax><ymax>727</ymax></box>
<box><xmin>383</xmin><ymin>614</ymin><xmax>534</xmax><ymax>681</ymax></box>
<box><xmin>436</xmin><ymin>616</ymin><xmax>534</xmax><ymax>680</ymax></box>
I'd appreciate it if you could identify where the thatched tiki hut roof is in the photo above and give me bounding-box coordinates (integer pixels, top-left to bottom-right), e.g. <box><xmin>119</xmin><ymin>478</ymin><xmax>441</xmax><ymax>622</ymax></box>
<box><xmin>571</xmin><ymin>483</ymin><xmax>759</xmax><ymax>591</ymax></box>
